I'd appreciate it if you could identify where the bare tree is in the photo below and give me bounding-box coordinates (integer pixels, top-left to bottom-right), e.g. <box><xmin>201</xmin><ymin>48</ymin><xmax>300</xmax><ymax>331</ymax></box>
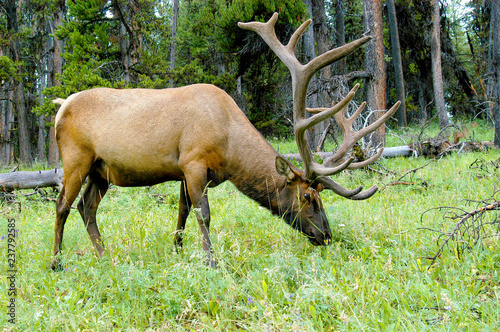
<box><xmin>431</xmin><ymin>0</ymin><xmax>449</xmax><ymax>129</ymax></box>
<box><xmin>0</xmin><ymin>47</ymin><xmax>14</xmax><ymax>166</ymax></box>
<box><xmin>492</xmin><ymin>0</ymin><xmax>500</xmax><ymax>146</ymax></box>
<box><xmin>364</xmin><ymin>0</ymin><xmax>386</xmax><ymax>148</ymax></box>
<box><xmin>387</xmin><ymin>0</ymin><xmax>407</xmax><ymax>126</ymax></box>
<box><xmin>170</xmin><ymin>0</ymin><xmax>179</xmax><ymax>87</ymax></box>
<box><xmin>335</xmin><ymin>0</ymin><xmax>346</xmax><ymax>75</ymax></box>
<box><xmin>48</xmin><ymin>0</ymin><xmax>65</xmax><ymax>168</ymax></box>
<box><xmin>307</xmin><ymin>0</ymin><xmax>332</xmax><ymax>149</ymax></box>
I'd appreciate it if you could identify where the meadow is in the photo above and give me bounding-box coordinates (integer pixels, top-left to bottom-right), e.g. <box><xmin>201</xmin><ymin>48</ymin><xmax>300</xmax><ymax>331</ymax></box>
<box><xmin>1</xmin><ymin>120</ymin><xmax>499</xmax><ymax>331</ymax></box>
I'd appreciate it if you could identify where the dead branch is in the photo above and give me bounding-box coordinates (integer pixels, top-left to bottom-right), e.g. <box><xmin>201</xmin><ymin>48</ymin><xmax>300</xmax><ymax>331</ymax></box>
<box><xmin>419</xmin><ymin>198</ymin><xmax>500</xmax><ymax>266</ymax></box>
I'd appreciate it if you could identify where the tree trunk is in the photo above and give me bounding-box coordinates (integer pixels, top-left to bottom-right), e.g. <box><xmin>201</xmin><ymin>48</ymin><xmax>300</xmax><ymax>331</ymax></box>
<box><xmin>492</xmin><ymin>0</ymin><xmax>500</xmax><ymax>146</ymax></box>
<box><xmin>309</xmin><ymin>0</ymin><xmax>330</xmax><ymax>149</ymax></box>
<box><xmin>335</xmin><ymin>0</ymin><xmax>346</xmax><ymax>75</ymax></box>
<box><xmin>37</xmin><ymin>23</ymin><xmax>52</xmax><ymax>164</ymax></box>
<box><xmin>170</xmin><ymin>0</ymin><xmax>179</xmax><ymax>88</ymax></box>
<box><xmin>2</xmin><ymin>83</ymin><xmax>14</xmax><ymax>166</ymax></box>
<box><xmin>7</xmin><ymin>0</ymin><xmax>31</xmax><ymax>164</ymax></box>
<box><xmin>0</xmin><ymin>46</ymin><xmax>11</xmax><ymax>166</ymax></box>
<box><xmin>431</xmin><ymin>0</ymin><xmax>449</xmax><ymax>129</ymax></box>
<box><xmin>387</xmin><ymin>0</ymin><xmax>407</xmax><ymax>126</ymax></box>
<box><xmin>364</xmin><ymin>0</ymin><xmax>386</xmax><ymax>148</ymax></box>
<box><xmin>48</xmin><ymin>0</ymin><xmax>65</xmax><ymax>168</ymax></box>
<box><xmin>0</xmin><ymin>169</ymin><xmax>64</xmax><ymax>191</ymax></box>
<box><xmin>488</xmin><ymin>9</ymin><xmax>495</xmax><ymax>117</ymax></box>
<box><xmin>302</xmin><ymin>0</ymin><xmax>321</xmax><ymax>150</ymax></box>
<box><xmin>117</xmin><ymin>1</ymin><xmax>131</xmax><ymax>84</ymax></box>
<box><xmin>37</xmin><ymin>115</ymin><xmax>46</xmax><ymax>163</ymax></box>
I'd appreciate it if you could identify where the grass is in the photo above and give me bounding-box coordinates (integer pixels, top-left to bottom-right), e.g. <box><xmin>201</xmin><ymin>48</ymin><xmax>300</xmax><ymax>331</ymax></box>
<box><xmin>1</xmin><ymin>120</ymin><xmax>500</xmax><ymax>331</ymax></box>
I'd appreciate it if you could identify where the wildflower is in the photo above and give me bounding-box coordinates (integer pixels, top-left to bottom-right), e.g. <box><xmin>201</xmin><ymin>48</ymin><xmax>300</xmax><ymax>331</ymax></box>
<box><xmin>441</xmin><ymin>292</ymin><xmax>454</xmax><ymax>311</ymax></box>
<box><xmin>247</xmin><ymin>296</ymin><xmax>255</xmax><ymax>305</ymax></box>
<box><xmin>339</xmin><ymin>310</ymin><xmax>349</xmax><ymax>324</ymax></box>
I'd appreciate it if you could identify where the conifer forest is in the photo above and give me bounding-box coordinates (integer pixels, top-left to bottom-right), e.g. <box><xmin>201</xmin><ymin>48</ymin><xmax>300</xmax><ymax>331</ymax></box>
<box><xmin>0</xmin><ymin>0</ymin><xmax>498</xmax><ymax>165</ymax></box>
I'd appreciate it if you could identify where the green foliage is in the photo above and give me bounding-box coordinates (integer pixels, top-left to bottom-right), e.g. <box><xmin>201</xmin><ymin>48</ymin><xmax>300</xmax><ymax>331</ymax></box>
<box><xmin>2</xmin><ymin>0</ymin><xmax>496</xmax><ymax>163</ymax></box>
<box><xmin>171</xmin><ymin>0</ymin><xmax>306</xmax><ymax>136</ymax></box>
<box><xmin>0</xmin><ymin>56</ymin><xmax>19</xmax><ymax>81</ymax></box>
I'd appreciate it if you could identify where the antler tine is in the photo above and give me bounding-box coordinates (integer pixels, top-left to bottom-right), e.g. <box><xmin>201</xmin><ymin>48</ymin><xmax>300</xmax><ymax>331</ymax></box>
<box><xmin>305</xmin><ymin>36</ymin><xmax>372</xmax><ymax>78</ymax></box>
<box><xmin>324</xmin><ymin>100</ymin><xmax>401</xmax><ymax>167</ymax></box>
<box><xmin>317</xmin><ymin>176</ymin><xmax>379</xmax><ymax>200</ymax></box>
<box><xmin>287</xmin><ymin>19</ymin><xmax>312</xmax><ymax>54</ymax></box>
<box><xmin>300</xmin><ymin>84</ymin><xmax>359</xmax><ymax>132</ymax></box>
<box><xmin>238</xmin><ymin>13</ymin><xmax>302</xmax><ymax>76</ymax></box>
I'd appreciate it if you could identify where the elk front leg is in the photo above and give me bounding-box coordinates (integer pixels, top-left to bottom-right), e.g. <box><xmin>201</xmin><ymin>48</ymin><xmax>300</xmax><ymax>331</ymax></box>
<box><xmin>174</xmin><ymin>180</ymin><xmax>192</xmax><ymax>249</ymax></box>
<box><xmin>182</xmin><ymin>163</ymin><xmax>215</xmax><ymax>267</ymax></box>
<box><xmin>77</xmin><ymin>172</ymin><xmax>109</xmax><ymax>258</ymax></box>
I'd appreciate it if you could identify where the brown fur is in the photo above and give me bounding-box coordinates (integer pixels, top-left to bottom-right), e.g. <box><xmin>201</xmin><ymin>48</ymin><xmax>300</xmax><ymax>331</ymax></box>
<box><xmin>51</xmin><ymin>84</ymin><xmax>332</xmax><ymax>269</ymax></box>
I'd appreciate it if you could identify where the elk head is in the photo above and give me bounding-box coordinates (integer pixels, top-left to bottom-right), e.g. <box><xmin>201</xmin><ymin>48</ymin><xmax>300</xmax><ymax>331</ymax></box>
<box><xmin>274</xmin><ymin>155</ymin><xmax>330</xmax><ymax>246</ymax></box>
<box><xmin>239</xmin><ymin>13</ymin><xmax>400</xmax><ymax>242</ymax></box>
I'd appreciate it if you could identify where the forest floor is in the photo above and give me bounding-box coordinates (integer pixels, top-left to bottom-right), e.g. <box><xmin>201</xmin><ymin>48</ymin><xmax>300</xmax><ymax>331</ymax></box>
<box><xmin>1</xmin><ymin>119</ymin><xmax>499</xmax><ymax>330</ymax></box>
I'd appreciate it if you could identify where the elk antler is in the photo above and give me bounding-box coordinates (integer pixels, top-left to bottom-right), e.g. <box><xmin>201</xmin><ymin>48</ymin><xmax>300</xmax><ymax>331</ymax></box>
<box><xmin>239</xmin><ymin>13</ymin><xmax>400</xmax><ymax>200</ymax></box>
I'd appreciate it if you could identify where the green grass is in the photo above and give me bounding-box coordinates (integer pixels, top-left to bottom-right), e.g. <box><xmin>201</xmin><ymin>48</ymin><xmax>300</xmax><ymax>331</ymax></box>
<box><xmin>1</xmin><ymin>123</ymin><xmax>500</xmax><ymax>330</ymax></box>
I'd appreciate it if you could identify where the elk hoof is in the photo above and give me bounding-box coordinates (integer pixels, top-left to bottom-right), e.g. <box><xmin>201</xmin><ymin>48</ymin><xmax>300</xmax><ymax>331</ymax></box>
<box><xmin>50</xmin><ymin>257</ymin><xmax>63</xmax><ymax>272</ymax></box>
<box><xmin>207</xmin><ymin>259</ymin><xmax>218</xmax><ymax>269</ymax></box>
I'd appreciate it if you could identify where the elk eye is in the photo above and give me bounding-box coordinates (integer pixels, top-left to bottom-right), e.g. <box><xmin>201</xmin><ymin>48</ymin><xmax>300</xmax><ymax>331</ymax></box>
<box><xmin>304</xmin><ymin>193</ymin><xmax>311</xmax><ymax>203</ymax></box>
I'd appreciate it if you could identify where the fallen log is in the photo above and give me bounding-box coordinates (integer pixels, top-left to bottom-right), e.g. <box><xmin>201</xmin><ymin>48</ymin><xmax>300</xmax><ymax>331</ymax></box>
<box><xmin>283</xmin><ymin>146</ymin><xmax>412</xmax><ymax>163</ymax></box>
<box><xmin>0</xmin><ymin>169</ymin><xmax>64</xmax><ymax>192</ymax></box>
<box><xmin>283</xmin><ymin>140</ymin><xmax>494</xmax><ymax>164</ymax></box>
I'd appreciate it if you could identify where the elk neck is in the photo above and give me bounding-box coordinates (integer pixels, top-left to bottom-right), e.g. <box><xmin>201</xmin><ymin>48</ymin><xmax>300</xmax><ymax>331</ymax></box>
<box><xmin>226</xmin><ymin>136</ymin><xmax>290</xmax><ymax>217</ymax></box>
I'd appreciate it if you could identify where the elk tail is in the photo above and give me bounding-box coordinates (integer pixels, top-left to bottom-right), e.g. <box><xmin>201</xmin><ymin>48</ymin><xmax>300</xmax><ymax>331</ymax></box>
<box><xmin>52</xmin><ymin>98</ymin><xmax>66</xmax><ymax>105</ymax></box>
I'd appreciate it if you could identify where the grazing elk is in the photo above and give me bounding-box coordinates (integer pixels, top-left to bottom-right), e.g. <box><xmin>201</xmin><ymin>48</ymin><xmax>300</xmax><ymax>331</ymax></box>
<box><xmin>51</xmin><ymin>13</ymin><xmax>399</xmax><ymax>269</ymax></box>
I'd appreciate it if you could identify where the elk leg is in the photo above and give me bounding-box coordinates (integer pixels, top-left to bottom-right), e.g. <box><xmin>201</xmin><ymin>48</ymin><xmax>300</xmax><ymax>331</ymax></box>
<box><xmin>77</xmin><ymin>172</ymin><xmax>109</xmax><ymax>258</ymax></box>
<box><xmin>52</xmin><ymin>163</ymin><xmax>91</xmax><ymax>270</ymax></box>
<box><xmin>182</xmin><ymin>163</ymin><xmax>215</xmax><ymax>267</ymax></box>
<box><xmin>174</xmin><ymin>180</ymin><xmax>191</xmax><ymax>249</ymax></box>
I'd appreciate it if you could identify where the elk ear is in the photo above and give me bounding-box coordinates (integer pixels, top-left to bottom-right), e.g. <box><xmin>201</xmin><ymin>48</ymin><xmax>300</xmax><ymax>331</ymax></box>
<box><xmin>276</xmin><ymin>156</ymin><xmax>296</xmax><ymax>182</ymax></box>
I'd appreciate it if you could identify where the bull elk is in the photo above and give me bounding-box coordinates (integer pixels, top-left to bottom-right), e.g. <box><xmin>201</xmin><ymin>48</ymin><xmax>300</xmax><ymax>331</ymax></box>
<box><xmin>51</xmin><ymin>13</ymin><xmax>399</xmax><ymax>270</ymax></box>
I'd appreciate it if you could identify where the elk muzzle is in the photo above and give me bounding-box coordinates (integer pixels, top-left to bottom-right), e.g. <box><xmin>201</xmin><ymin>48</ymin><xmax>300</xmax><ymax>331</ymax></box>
<box><xmin>304</xmin><ymin>212</ymin><xmax>332</xmax><ymax>246</ymax></box>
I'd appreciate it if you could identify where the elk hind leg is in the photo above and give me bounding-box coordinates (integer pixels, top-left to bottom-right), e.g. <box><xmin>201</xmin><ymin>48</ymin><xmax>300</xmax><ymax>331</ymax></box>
<box><xmin>52</xmin><ymin>164</ymin><xmax>91</xmax><ymax>270</ymax></box>
<box><xmin>174</xmin><ymin>180</ymin><xmax>191</xmax><ymax>249</ymax></box>
<box><xmin>77</xmin><ymin>172</ymin><xmax>109</xmax><ymax>258</ymax></box>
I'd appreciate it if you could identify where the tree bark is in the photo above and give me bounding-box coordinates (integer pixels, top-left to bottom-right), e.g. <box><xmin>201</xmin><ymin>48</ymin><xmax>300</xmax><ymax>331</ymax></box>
<box><xmin>302</xmin><ymin>0</ymin><xmax>321</xmax><ymax>150</ymax></box>
<box><xmin>387</xmin><ymin>0</ymin><xmax>407</xmax><ymax>126</ymax></box>
<box><xmin>170</xmin><ymin>0</ymin><xmax>179</xmax><ymax>87</ymax></box>
<box><xmin>335</xmin><ymin>0</ymin><xmax>346</xmax><ymax>75</ymax></box>
<box><xmin>0</xmin><ymin>169</ymin><xmax>64</xmax><ymax>192</ymax></box>
<box><xmin>0</xmin><ymin>48</ymin><xmax>11</xmax><ymax>166</ymax></box>
<box><xmin>488</xmin><ymin>7</ymin><xmax>495</xmax><ymax>117</ymax></box>
<box><xmin>115</xmin><ymin>1</ymin><xmax>131</xmax><ymax>84</ymax></box>
<box><xmin>2</xmin><ymin>83</ymin><xmax>14</xmax><ymax>166</ymax></box>
<box><xmin>431</xmin><ymin>0</ymin><xmax>449</xmax><ymax>129</ymax></box>
<box><xmin>48</xmin><ymin>0</ymin><xmax>65</xmax><ymax>168</ymax></box>
<box><xmin>309</xmin><ymin>0</ymin><xmax>330</xmax><ymax>149</ymax></box>
<box><xmin>7</xmin><ymin>0</ymin><xmax>31</xmax><ymax>164</ymax></box>
<box><xmin>492</xmin><ymin>0</ymin><xmax>500</xmax><ymax>146</ymax></box>
<box><xmin>37</xmin><ymin>20</ymin><xmax>53</xmax><ymax>164</ymax></box>
<box><xmin>364</xmin><ymin>0</ymin><xmax>386</xmax><ymax>148</ymax></box>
